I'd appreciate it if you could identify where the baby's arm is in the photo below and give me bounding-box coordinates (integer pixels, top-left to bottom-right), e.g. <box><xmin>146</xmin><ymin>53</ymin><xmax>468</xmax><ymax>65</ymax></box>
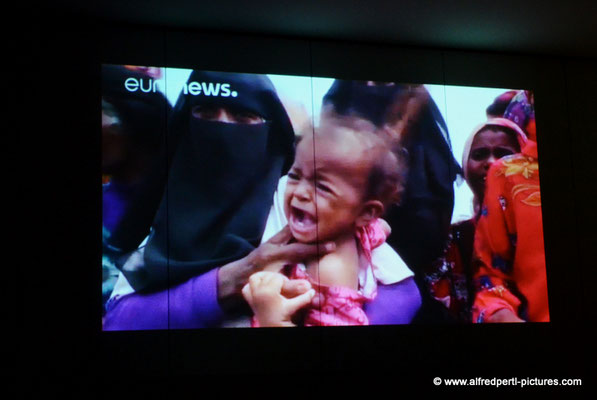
<box><xmin>310</xmin><ymin>218</ymin><xmax>390</xmax><ymax>291</ymax></box>
<box><xmin>307</xmin><ymin>236</ymin><xmax>361</xmax><ymax>290</ymax></box>
<box><xmin>242</xmin><ymin>271</ymin><xmax>315</xmax><ymax>327</ymax></box>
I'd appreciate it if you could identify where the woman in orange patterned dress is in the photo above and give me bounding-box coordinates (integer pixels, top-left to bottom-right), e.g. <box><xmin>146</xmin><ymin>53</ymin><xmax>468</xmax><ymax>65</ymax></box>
<box><xmin>427</xmin><ymin>117</ymin><xmax>526</xmax><ymax>322</ymax></box>
<box><xmin>472</xmin><ymin>91</ymin><xmax>549</xmax><ymax>323</ymax></box>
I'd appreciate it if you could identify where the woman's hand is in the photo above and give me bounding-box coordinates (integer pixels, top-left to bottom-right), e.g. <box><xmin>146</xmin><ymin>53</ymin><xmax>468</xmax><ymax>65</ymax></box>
<box><xmin>242</xmin><ymin>271</ymin><xmax>315</xmax><ymax>327</ymax></box>
<box><xmin>487</xmin><ymin>308</ymin><xmax>525</xmax><ymax>323</ymax></box>
<box><xmin>250</xmin><ymin>226</ymin><xmax>336</xmax><ymax>271</ymax></box>
<box><xmin>217</xmin><ymin>226</ymin><xmax>335</xmax><ymax>310</ymax></box>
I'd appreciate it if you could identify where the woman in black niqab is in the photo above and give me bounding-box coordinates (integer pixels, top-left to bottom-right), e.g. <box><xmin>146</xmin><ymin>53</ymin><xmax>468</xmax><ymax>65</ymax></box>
<box><xmin>123</xmin><ymin>71</ymin><xmax>295</xmax><ymax>292</ymax></box>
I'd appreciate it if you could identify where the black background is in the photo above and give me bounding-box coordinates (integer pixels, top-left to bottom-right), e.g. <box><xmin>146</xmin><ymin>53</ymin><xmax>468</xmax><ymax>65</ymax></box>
<box><xmin>19</xmin><ymin>9</ymin><xmax>594</xmax><ymax>393</ymax></box>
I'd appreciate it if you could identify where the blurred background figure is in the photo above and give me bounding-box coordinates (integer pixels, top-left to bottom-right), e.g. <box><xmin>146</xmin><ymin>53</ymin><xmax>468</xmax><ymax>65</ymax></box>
<box><xmin>102</xmin><ymin>65</ymin><xmax>171</xmax><ymax>308</ymax></box>
<box><xmin>485</xmin><ymin>90</ymin><xmax>518</xmax><ymax>119</ymax></box>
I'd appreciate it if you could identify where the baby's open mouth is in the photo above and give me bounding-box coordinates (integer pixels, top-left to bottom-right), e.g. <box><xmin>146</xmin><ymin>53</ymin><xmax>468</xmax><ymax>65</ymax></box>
<box><xmin>289</xmin><ymin>205</ymin><xmax>317</xmax><ymax>235</ymax></box>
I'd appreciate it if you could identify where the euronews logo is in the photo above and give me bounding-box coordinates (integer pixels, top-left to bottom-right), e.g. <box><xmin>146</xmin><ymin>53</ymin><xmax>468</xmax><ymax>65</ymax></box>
<box><xmin>124</xmin><ymin>77</ymin><xmax>238</xmax><ymax>97</ymax></box>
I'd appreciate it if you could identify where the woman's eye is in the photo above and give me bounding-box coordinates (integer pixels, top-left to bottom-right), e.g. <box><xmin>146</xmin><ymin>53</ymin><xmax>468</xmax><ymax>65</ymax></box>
<box><xmin>494</xmin><ymin>148</ymin><xmax>515</xmax><ymax>159</ymax></box>
<box><xmin>191</xmin><ymin>106</ymin><xmax>218</xmax><ymax>120</ymax></box>
<box><xmin>234</xmin><ymin>112</ymin><xmax>265</xmax><ymax>124</ymax></box>
<box><xmin>470</xmin><ymin>149</ymin><xmax>489</xmax><ymax>161</ymax></box>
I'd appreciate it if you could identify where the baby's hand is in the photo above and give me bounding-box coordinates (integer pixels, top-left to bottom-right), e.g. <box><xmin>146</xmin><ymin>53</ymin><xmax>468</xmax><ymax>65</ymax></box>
<box><xmin>242</xmin><ymin>271</ymin><xmax>315</xmax><ymax>327</ymax></box>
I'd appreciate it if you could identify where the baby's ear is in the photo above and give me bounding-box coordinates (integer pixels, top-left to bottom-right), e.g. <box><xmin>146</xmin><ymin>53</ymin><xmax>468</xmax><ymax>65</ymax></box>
<box><xmin>355</xmin><ymin>200</ymin><xmax>384</xmax><ymax>228</ymax></box>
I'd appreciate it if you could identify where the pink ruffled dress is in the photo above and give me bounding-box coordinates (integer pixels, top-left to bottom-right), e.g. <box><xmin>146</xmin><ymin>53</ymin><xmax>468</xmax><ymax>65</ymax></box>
<box><xmin>253</xmin><ymin>219</ymin><xmax>388</xmax><ymax>327</ymax></box>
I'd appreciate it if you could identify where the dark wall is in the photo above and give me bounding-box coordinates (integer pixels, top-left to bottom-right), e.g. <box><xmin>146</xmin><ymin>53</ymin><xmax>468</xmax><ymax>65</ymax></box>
<box><xmin>25</xmin><ymin>14</ymin><xmax>594</xmax><ymax>391</ymax></box>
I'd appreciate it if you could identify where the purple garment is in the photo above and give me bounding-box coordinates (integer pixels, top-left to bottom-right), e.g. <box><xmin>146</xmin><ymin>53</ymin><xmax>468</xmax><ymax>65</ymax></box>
<box><xmin>365</xmin><ymin>277</ymin><xmax>421</xmax><ymax>325</ymax></box>
<box><xmin>102</xmin><ymin>270</ymin><xmax>421</xmax><ymax>330</ymax></box>
<box><xmin>103</xmin><ymin>268</ymin><xmax>225</xmax><ymax>330</ymax></box>
<box><xmin>103</xmin><ymin>181</ymin><xmax>136</xmax><ymax>233</ymax></box>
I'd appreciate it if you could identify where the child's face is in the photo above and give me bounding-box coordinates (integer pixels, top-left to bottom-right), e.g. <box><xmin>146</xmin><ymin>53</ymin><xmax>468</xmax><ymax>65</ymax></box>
<box><xmin>284</xmin><ymin>133</ymin><xmax>372</xmax><ymax>244</ymax></box>
<box><xmin>467</xmin><ymin>128</ymin><xmax>519</xmax><ymax>200</ymax></box>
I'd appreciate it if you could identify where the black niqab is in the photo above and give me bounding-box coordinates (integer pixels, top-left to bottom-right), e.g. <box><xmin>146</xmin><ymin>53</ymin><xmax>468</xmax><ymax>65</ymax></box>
<box><xmin>124</xmin><ymin>71</ymin><xmax>295</xmax><ymax>291</ymax></box>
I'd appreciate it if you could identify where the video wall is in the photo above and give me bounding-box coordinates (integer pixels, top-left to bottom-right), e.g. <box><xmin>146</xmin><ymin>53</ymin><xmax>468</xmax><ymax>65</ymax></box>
<box><xmin>101</xmin><ymin>64</ymin><xmax>548</xmax><ymax>330</ymax></box>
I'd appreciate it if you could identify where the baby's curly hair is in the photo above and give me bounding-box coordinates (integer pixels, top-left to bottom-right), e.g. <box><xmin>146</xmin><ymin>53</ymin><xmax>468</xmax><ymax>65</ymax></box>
<box><xmin>311</xmin><ymin>115</ymin><xmax>408</xmax><ymax>211</ymax></box>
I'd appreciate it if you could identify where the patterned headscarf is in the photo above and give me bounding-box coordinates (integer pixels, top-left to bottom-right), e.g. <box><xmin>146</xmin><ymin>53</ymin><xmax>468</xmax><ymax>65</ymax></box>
<box><xmin>503</xmin><ymin>90</ymin><xmax>536</xmax><ymax>142</ymax></box>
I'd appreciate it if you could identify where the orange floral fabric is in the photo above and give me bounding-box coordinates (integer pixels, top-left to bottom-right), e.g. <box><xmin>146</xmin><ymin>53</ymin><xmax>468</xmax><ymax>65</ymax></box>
<box><xmin>472</xmin><ymin>141</ymin><xmax>550</xmax><ymax>322</ymax></box>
